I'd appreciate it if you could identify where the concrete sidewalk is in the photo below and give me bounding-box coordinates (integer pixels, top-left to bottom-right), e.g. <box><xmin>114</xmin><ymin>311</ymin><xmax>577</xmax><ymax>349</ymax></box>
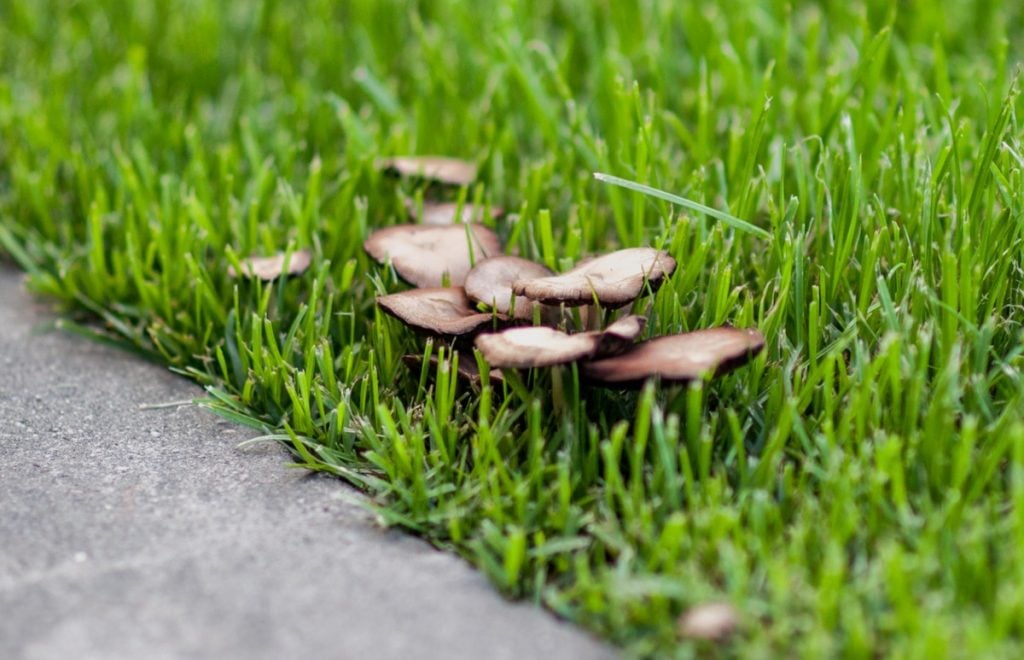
<box><xmin>0</xmin><ymin>265</ymin><xmax>612</xmax><ymax>660</ymax></box>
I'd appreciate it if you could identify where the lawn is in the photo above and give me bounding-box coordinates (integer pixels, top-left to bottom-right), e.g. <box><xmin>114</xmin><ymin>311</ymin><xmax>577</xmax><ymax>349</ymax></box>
<box><xmin>3</xmin><ymin>0</ymin><xmax>1024</xmax><ymax>656</ymax></box>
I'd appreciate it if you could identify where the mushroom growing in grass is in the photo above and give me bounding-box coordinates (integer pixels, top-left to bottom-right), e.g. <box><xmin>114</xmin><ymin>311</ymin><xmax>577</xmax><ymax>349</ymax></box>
<box><xmin>512</xmin><ymin>247</ymin><xmax>676</xmax><ymax>308</ymax></box>
<box><xmin>464</xmin><ymin>256</ymin><xmax>559</xmax><ymax>322</ymax></box>
<box><xmin>475</xmin><ymin>315</ymin><xmax>646</xmax><ymax>369</ymax></box>
<box><xmin>377</xmin><ymin>287</ymin><xmax>507</xmax><ymax>338</ymax></box>
<box><xmin>582</xmin><ymin>327</ymin><xmax>765</xmax><ymax>386</ymax></box>
<box><xmin>228</xmin><ymin>249</ymin><xmax>312</xmax><ymax>281</ymax></box>
<box><xmin>377</xmin><ymin>156</ymin><xmax>477</xmax><ymax>187</ymax></box>
<box><xmin>402</xmin><ymin>353</ymin><xmax>504</xmax><ymax>385</ymax></box>
<box><xmin>412</xmin><ymin>201</ymin><xmax>504</xmax><ymax>226</ymax></box>
<box><xmin>364</xmin><ymin>224</ymin><xmax>502</xmax><ymax>288</ymax></box>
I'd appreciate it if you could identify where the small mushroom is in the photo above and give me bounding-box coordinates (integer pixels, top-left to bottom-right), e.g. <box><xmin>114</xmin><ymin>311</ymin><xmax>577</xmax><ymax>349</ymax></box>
<box><xmin>595</xmin><ymin>314</ymin><xmax>647</xmax><ymax>356</ymax></box>
<box><xmin>583</xmin><ymin>327</ymin><xmax>765</xmax><ymax>385</ymax></box>
<box><xmin>228</xmin><ymin>249</ymin><xmax>312</xmax><ymax>280</ymax></box>
<box><xmin>402</xmin><ymin>353</ymin><xmax>504</xmax><ymax>385</ymax></box>
<box><xmin>377</xmin><ymin>156</ymin><xmax>477</xmax><ymax>186</ymax></box>
<box><xmin>512</xmin><ymin>247</ymin><xmax>676</xmax><ymax>308</ymax></box>
<box><xmin>678</xmin><ymin>602</ymin><xmax>739</xmax><ymax>642</ymax></box>
<box><xmin>364</xmin><ymin>224</ymin><xmax>502</xmax><ymax>288</ymax></box>
<box><xmin>464</xmin><ymin>256</ymin><xmax>557</xmax><ymax>322</ymax></box>
<box><xmin>475</xmin><ymin>315</ymin><xmax>646</xmax><ymax>368</ymax></box>
<box><xmin>377</xmin><ymin>287</ymin><xmax>506</xmax><ymax>337</ymax></box>
<box><xmin>412</xmin><ymin>201</ymin><xmax>504</xmax><ymax>226</ymax></box>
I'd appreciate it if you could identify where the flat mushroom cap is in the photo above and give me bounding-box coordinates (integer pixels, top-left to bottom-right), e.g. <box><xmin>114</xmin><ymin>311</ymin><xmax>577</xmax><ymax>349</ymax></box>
<box><xmin>364</xmin><ymin>224</ymin><xmax>502</xmax><ymax>288</ymax></box>
<box><xmin>678</xmin><ymin>603</ymin><xmax>740</xmax><ymax>642</ymax></box>
<box><xmin>512</xmin><ymin>247</ymin><xmax>677</xmax><ymax>308</ymax></box>
<box><xmin>228</xmin><ymin>249</ymin><xmax>312</xmax><ymax>280</ymax></box>
<box><xmin>475</xmin><ymin>314</ymin><xmax>648</xmax><ymax>368</ymax></box>
<box><xmin>377</xmin><ymin>156</ymin><xmax>477</xmax><ymax>186</ymax></box>
<box><xmin>475</xmin><ymin>326</ymin><xmax>600</xmax><ymax>368</ymax></box>
<box><xmin>464</xmin><ymin>256</ymin><xmax>555</xmax><ymax>320</ymax></box>
<box><xmin>402</xmin><ymin>353</ymin><xmax>504</xmax><ymax>385</ymax></box>
<box><xmin>377</xmin><ymin>287</ymin><xmax>505</xmax><ymax>337</ymax></box>
<box><xmin>583</xmin><ymin>327</ymin><xmax>765</xmax><ymax>385</ymax></box>
<box><xmin>414</xmin><ymin>201</ymin><xmax>504</xmax><ymax>226</ymax></box>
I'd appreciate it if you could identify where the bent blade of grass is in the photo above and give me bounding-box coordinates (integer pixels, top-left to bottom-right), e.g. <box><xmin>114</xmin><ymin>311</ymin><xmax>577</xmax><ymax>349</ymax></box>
<box><xmin>593</xmin><ymin>172</ymin><xmax>772</xmax><ymax>239</ymax></box>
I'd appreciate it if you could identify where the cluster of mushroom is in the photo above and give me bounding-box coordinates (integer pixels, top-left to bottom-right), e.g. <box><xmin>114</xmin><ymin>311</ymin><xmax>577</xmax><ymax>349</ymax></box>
<box><xmin>361</xmin><ymin>157</ymin><xmax>766</xmax><ymax>387</ymax></box>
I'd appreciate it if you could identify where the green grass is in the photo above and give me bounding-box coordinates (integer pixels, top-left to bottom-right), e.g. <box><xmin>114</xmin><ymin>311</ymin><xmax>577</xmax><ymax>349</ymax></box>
<box><xmin>3</xmin><ymin>0</ymin><xmax>1024</xmax><ymax>656</ymax></box>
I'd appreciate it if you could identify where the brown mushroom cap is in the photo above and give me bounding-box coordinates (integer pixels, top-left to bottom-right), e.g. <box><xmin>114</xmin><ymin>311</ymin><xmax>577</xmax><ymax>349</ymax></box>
<box><xmin>678</xmin><ymin>602</ymin><xmax>740</xmax><ymax>642</ymax></box>
<box><xmin>595</xmin><ymin>314</ymin><xmax>647</xmax><ymax>356</ymax></box>
<box><xmin>464</xmin><ymin>256</ymin><xmax>555</xmax><ymax>321</ymax></box>
<box><xmin>582</xmin><ymin>327</ymin><xmax>765</xmax><ymax>385</ymax></box>
<box><xmin>377</xmin><ymin>156</ymin><xmax>477</xmax><ymax>186</ymax></box>
<box><xmin>377</xmin><ymin>287</ymin><xmax>506</xmax><ymax>337</ymax></box>
<box><xmin>475</xmin><ymin>315</ymin><xmax>647</xmax><ymax>368</ymax></box>
<box><xmin>402</xmin><ymin>353</ymin><xmax>504</xmax><ymax>385</ymax></box>
<box><xmin>228</xmin><ymin>249</ymin><xmax>312</xmax><ymax>280</ymax></box>
<box><xmin>413</xmin><ymin>201</ymin><xmax>505</xmax><ymax>226</ymax></box>
<box><xmin>364</xmin><ymin>224</ymin><xmax>502</xmax><ymax>288</ymax></box>
<box><xmin>512</xmin><ymin>247</ymin><xmax>676</xmax><ymax>308</ymax></box>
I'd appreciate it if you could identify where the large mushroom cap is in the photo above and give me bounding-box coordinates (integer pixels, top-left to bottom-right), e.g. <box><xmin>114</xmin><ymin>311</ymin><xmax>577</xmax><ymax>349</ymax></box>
<box><xmin>377</xmin><ymin>156</ymin><xmax>477</xmax><ymax>186</ymax></box>
<box><xmin>364</xmin><ymin>224</ymin><xmax>502</xmax><ymax>288</ymax></box>
<box><xmin>583</xmin><ymin>327</ymin><xmax>765</xmax><ymax>385</ymax></box>
<box><xmin>377</xmin><ymin>287</ymin><xmax>505</xmax><ymax>337</ymax></box>
<box><xmin>414</xmin><ymin>201</ymin><xmax>504</xmax><ymax>226</ymax></box>
<box><xmin>512</xmin><ymin>247</ymin><xmax>676</xmax><ymax>308</ymax></box>
<box><xmin>475</xmin><ymin>314</ymin><xmax>647</xmax><ymax>368</ymax></box>
<box><xmin>228</xmin><ymin>249</ymin><xmax>312</xmax><ymax>281</ymax></box>
<box><xmin>464</xmin><ymin>256</ymin><xmax>555</xmax><ymax>321</ymax></box>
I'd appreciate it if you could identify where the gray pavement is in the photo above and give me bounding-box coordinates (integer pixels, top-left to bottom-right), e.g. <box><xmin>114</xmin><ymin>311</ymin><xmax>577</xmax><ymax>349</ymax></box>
<box><xmin>0</xmin><ymin>265</ymin><xmax>613</xmax><ymax>660</ymax></box>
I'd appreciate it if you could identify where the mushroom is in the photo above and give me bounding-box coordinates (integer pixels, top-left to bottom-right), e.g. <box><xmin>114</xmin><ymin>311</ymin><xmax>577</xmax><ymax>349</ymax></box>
<box><xmin>364</xmin><ymin>224</ymin><xmax>502</xmax><ymax>288</ymax></box>
<box><xmin>377</xmin><ymin>156</ymin><xmax>477</xmax><ymax>186</ymax></box>
<box><xmin>402</xmin><ymin>353</ymin><xmax>504</xmax><ymax>385</ymax></box>
<box><xmin>228</xmin><ymin>249</ymin><xmax>312</xmax><ymax>280</ymax></box>
<box><xmin>512</xmin><ymin>247</ymin><xmax>676</xmax><ymax>308</ymax></box>
<box><xmin>582</xmin><ymin>327</ymin><xmax>765</xmax><ymax>385</ymax></box>
<box><xmin>464</xmin><ymin>256</ymin><xmax>557</xmax><ymax>322</ymax></box>
<box><xmin>475</xmin><ymin>315</ymin><xmax>646</xmax><ymax>368</ymax></box>
<box><xmin>678</xmin><ymin>602</ymin><xmax>740</xmax><ymax>642</ymax></box>
<box><xmin>377</xmin><ymin>287</ymin><xmax>506</xmax><ymax>337</ymax></box>
<box><xmin>411</xmin><ymin>201</ymin><xmax>504</xmax><ymax>226</ymax></box>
